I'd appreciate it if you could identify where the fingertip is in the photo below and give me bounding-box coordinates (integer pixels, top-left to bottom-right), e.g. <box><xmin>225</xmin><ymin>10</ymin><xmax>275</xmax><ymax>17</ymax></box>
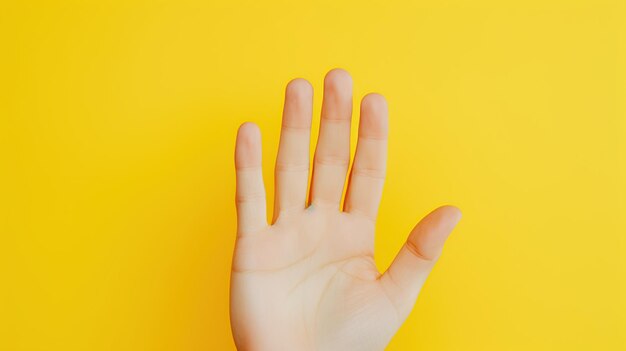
<box><xmin>235</xmin><ymin>122</ymin><xmax>262</xmax><ymax>167</ymax></box>
<box><xmin>237</xmin><ymin>122</ymin><xmax>261</xmax><ymax>143</ymax></box>
<box><xmin>361</xmin><ymin>93</ymin><xmax>388</xmax><ymax>112</ymax></box>
<box><xmin>283</xmin><ymin>78</ymin><xmax>314</xmax><ymax>129</ymax></box>
<box><xmin>359</xmin><ymin>93</ymin><xmax>389</xmax><ymax>137</ymax></box>
<box><xmin>286</xmin><ymin>78</ymin><xmax>313</xmax><ymax>96</ymax></box>
<box><xmin>407</xmin><ymin>205</ymin><xmax>462</xmax><ymax>260</ymax></box>
<box><xmin>421</xmin><ymin>205</ymin><xmax>462</xmax><ymax>240</ymax></box>
<box><xmin>435</xmin><ymin>205</ymin><xmax>463</xmax><ymax>225</ymax></box>
<box><xmin>324</xmin><ymin>68</ymin><xmax>353</xmax><ymax>90</ymax></box>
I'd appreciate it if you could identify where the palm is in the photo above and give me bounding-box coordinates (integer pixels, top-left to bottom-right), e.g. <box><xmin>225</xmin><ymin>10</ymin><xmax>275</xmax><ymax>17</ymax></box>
<box><xmin>230</xmin><ymin>69</ymin><xmax>461</xmax><ymax>351</ymax></box>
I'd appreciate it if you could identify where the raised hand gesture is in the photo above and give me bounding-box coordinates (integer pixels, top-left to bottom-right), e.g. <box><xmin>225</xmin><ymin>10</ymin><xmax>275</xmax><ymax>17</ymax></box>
<box><xmin>230</xmin><ymin>69</ymin><xmax>462</xmax><ymax>351</ymax></box>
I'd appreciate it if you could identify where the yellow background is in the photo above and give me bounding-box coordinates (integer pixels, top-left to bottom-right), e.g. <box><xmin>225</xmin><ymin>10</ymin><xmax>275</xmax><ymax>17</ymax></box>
<box><xmin>2</xmin><ymin>0</ymin><xmax>625</xmax><ymax>350</ymax></box>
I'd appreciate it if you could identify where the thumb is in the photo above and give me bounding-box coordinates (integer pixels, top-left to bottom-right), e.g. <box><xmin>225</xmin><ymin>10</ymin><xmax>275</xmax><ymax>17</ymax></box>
<box><xmin>379</xmin><ymin>205</ymin><xmax>462</xmax><ymax>322</ymax></box>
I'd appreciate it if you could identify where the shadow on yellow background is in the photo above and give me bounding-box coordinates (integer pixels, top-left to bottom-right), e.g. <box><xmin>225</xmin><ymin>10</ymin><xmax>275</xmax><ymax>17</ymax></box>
<box><xmin>2</xmin><ymin>0</ymin><xmax>625</xmax><ymax>350</ymax></box>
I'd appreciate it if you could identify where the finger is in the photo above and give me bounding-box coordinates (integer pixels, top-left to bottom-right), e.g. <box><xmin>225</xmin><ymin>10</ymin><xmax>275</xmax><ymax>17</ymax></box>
<box><xmin>379</xmin><ymin>206</ymin><xmax>462</xmax><ymax>321</ymax></box>
<box><xmin>273</xmin><ymin>78</ymin><xmax>313</xmax><ymax>220</ymax></box>
<box><xmin>234</xmin><ymin>122</ymin><xmax>268</xmax><ymax>236</ymax></box>
<box><xmin>344</xmin><ymin>93</ymin><xmax>388</xmax><ymax>221</ymax></box>
<box><xmin>309</xmin><ymin>68</ymin><xmax>353</xmax><ymax>208</ymax></box>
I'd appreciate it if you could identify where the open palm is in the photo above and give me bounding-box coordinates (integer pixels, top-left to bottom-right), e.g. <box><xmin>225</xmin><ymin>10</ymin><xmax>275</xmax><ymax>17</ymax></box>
<box><xmin>230</xmin><ymin>69</ymin><xmax>462</xmax><ymax>351</ymax></box>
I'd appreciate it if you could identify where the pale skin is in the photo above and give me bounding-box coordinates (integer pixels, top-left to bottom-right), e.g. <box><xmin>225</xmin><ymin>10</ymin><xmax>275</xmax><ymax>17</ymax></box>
<box><xmin>230</xmin><ymin>69</ymin><xmax>462</xmax><ymax>350</ymax></box>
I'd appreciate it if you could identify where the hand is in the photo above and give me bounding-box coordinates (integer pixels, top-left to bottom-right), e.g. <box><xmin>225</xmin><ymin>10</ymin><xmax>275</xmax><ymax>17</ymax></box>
<box><xmin>230</xmin><ymin>69</ymin><xmax>462</xmax><ymax>351</ymax></box>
